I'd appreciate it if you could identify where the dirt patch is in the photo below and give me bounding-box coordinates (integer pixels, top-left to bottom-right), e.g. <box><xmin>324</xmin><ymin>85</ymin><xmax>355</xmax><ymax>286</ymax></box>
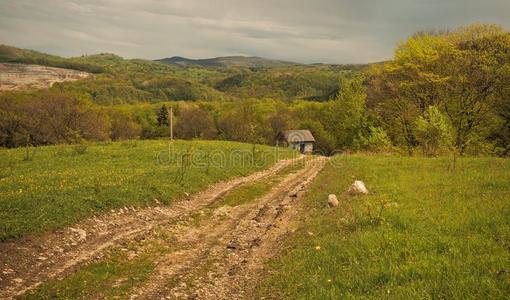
<box><xmin>0</xmin><ymin>157</ymin><xmax>302</xmax><ymax>299</ymax></box>
<box><xmin>129</xmin><ymin>156</ymin><xmax>328</xmax><ymax>299</ymax></box>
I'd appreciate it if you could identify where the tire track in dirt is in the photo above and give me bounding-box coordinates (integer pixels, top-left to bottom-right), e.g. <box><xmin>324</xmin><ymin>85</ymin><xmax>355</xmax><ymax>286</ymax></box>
<box><xmin>0</xmin><ymin>157</ymin><xmax>303</xmax><ymax>299</ymax></box>
<box><xmin>129</xmin><ymin>156</ymin><xmax>327</xmax><ymax>299</ymax></box>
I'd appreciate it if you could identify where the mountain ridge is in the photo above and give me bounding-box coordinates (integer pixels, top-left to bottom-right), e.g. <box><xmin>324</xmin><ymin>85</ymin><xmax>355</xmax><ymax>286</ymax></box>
<box><xmin>157</xmin><ymin>55</ymin><xmax>301</xmax><ymax>68</ymax></box>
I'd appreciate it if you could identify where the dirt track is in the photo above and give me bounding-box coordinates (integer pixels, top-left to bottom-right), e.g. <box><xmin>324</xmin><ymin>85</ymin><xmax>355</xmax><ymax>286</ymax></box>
<box><xmin>0</xmin><ymin>156</ymin><xmax>326</xmax><ymax>299</ymax></box>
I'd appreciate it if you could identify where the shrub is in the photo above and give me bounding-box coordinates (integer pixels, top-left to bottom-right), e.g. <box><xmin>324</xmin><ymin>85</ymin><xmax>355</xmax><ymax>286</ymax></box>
<box><xmin>0</xmin><ymin>92</ymin><xmax>110</xmax><ymax>147</ymax></box>
<box><xmin>175</xmin><ymin>106</ymin><xmax>217</xmax><ymax>139</ymax></box>
<box><xmin>414</xmin><ymin>106</ymin><xmax>454</xmax><ymax>156</ymax></box>
<box><xmin>109</xmin><ymin>110</ymin><xmax>142</xmax><ymax>140</ymax></box>
<box><xmin>354</xmin><ymin>126</ymin><xmax>393</xmax><ymax>153</ymax></box>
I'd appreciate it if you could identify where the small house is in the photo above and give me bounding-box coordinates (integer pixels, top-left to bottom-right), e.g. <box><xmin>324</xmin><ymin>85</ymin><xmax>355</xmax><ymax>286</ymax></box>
<box><xmin>277</xmin><ymin>130</ymin><xmax>315</xmax><ymax>154</ymax></box>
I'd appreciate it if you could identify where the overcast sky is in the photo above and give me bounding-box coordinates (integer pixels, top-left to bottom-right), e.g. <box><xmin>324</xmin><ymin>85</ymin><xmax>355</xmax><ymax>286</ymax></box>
<box><xmin>0</xmin><ymin>0</ymin><xmax>509</xmax><ymax>64</ymax></box>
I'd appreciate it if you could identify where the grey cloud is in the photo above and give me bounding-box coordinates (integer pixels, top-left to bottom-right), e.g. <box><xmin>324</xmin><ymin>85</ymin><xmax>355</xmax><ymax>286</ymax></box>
<box><xmin>0</xmin><ymin>0</ymin><xmax>509</xmax><ymax>64</ymax></box>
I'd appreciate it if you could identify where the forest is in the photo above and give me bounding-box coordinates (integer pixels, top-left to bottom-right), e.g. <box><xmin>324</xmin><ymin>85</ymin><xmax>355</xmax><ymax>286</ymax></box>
<box><xmin>1</xmin><ymin>24</ymin><xmax>509</xmax><ymax>156</ymax></box>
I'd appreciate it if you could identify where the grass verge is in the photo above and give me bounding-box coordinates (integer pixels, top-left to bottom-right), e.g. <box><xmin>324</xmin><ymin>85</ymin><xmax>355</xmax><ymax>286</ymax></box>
<box><xmin>257</xmin><ymin>155</ymin><xmax>510</xmax><ymax>299</ymax></box>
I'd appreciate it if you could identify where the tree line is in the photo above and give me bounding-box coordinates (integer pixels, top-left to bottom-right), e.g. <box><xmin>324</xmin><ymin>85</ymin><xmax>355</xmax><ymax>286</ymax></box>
<box><xmin>368</xmin><ymin>24</ymin><xmax>510</xmax><ymax>156</ymax></box>
<box><xmin>0</xmin><ymin>85</ymin><xmax>377</xmax><ymax>153</ymax></box>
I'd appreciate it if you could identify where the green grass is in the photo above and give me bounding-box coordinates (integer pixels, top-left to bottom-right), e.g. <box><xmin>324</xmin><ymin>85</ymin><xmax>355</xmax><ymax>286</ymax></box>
<box><xmin>0</xmin><ymin>140</ymin><xmax>295</xmax><ymax>241</ymax></box>
<box><xmin>257</xmin><ymin>155</ymin><xmax>510</xmax><ymax>299</ymax></box>
<box><xmin>20</xmin><ymin>153</ymin><xmax>304</xmax><ymax>299</ymax></box>
<box><xmin>23</xmin><ymin>250</ymin><xmax>155</xmax><ymax>300</ymax></box>
<box><xmin>23</xmin><ymin>228</ymin><xmax>178</xmax><ymax>299</ymax></box>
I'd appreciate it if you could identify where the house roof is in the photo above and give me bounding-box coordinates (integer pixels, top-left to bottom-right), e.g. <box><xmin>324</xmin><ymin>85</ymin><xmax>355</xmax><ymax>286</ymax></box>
<box><xmin>280</xmin><ymin>130</ymin><xmax>315</xmax><ymax>143</ymax></box>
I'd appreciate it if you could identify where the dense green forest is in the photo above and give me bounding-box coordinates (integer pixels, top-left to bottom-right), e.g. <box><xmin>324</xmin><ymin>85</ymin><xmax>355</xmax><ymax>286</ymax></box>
<box><xmin>0</xmin><ymin>44</ymin><xmax>356</xmax><ymax>104</ymax></box>
<box><xmin>1</xmin><ymin>24</ymin><xmax>509</xmax><ymax>156</ymax></box>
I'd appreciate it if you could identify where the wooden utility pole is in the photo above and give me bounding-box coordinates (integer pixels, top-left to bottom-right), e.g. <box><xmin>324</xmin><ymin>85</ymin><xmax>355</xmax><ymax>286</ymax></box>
<box><xmin>169</xmin><ymin>106</ymin><xmax>174</xmax><ymax>141</ymax></box>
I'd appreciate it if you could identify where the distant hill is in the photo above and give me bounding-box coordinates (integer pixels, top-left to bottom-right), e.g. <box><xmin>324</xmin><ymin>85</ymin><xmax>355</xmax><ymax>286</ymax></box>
<box><xmin>158</xmin><ymin>56</ymin><xmax>300</xmax><ymax>69</ymax></box>
<box><xmin>0</xmin><ymin>44</ymin><xmax>104</xmax><ymax>73</ymax></box>
<box><xmin>0</xmin><ymin>44</ymin><xmax>368</xmax><ymax>103</ymax></box>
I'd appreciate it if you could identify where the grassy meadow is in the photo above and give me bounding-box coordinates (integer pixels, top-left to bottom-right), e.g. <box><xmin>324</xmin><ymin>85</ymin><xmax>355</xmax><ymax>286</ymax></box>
<box><xmin>21</xmin><ymin>155</ymin><xmax>307</xmax><ymax>299</ymax></box>
<box><xmin>0</xmin><ymin>140</ymin><xmax>295</xmax><ymax>241</ymax></box>
<box><xmin>258</xmin><ymin>155</ymin><xmax>510</xmax><ymax>299</ymax></box>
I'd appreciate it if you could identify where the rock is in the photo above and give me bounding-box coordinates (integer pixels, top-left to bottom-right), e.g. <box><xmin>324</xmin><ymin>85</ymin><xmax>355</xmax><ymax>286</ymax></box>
<box><xmin>69</xmin><ymin>227</ymin><xmax>87</xmax><ymax>241</ymax></box>
<box><xmin>348</xmin><ymin>180</ymin><xmax>369</xmax><ymax>195</ymax></box>
<box><xmin>288</xmin><ymin>190</ymin><xmax>298</xmax><ymax>197</ymax></box>
<box><xmin>13</xmin><ymin>278</ymin><xmax>23</xmax><ymax>284</ymax></box>
<box><xmin>288</xmin><ymin>186</ymin><xmax>302</xmax><ymax>197</ymax></box>
<box><xmin>2</xmin><ymin>268</ymin><xmax>14</xmax><ymax>275</ymax></box>
<box><xmin>127</xmin><ymin>251</ymin><xmax>137</xmax><ymax>260</ymax></box>
<box><xmin>213</xmin><ymin>206</ymin><xmax>233</xmax><ymax>219</ymax></box>
<box><xmin>327</xmin><ymin>194</ymin><xmax>339</xmax><ymax>207</ymax></box>
<box><xmin>227</xmin><ymin>240</ymin><xmax>240</xmax><ymax>250</ymax></box>
<box><xmin>37</xmin><ymin>256</ymin><xmax>47</xmax><ymax>261</ymax></box>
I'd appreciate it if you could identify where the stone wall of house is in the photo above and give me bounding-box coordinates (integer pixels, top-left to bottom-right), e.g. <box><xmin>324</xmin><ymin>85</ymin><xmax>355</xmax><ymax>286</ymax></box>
<box><xmin>289</xmin><ymin>141</ymin><xmax>314</xmax><ymax>153</ymax></box>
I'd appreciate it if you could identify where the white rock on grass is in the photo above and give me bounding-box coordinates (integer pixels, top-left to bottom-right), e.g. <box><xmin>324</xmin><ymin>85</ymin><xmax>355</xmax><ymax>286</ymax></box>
<box><xmin>327</xmin><ymin>194</ymin><xmax>339</xmax><ymax>207</ymax></box>
<box><xmin>348</xmin><ymin>180</ymin><xmax>369</xmax><ymax>195</ymax></box>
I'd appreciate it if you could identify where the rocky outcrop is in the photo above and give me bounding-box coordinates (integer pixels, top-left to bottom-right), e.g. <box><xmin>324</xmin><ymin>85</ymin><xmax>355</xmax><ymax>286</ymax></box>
<box><xmin>0</xmin><ymin>63</ymin><xmax>91</xmax><ymax>91</ymax></box>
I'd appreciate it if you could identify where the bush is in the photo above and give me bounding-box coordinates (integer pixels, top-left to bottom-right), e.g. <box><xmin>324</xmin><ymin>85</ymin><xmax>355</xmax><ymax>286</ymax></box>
<box><xmin>0</xmin><ymin>92</ymin><xmax>110</xmax><ymax>147</ymax></box>
<box><xmin>174</xmin><ymin>106</ymin><xmax>217</xmax><ymax>139</ymax></box>
<box><xmin>464</xmin><ymin>134</ymin><xmax>498</xmax><ymax>156</ymax></box>
<box><xmin>135</xmin><ymin>109</ymin><xmax>168</xmax><ymax>139</ymax></box>
<box><xmin>414</xmin><ymin>106</ymin><xmax>454</xmax><ymax>156</ymax></box>
<box><xmin>354</xmin><ymin>126</ymin><xmax>393</xmax><ymax>153</ymax></box>
<box><xmin>109</xmin><ymin>110</ymin><xmax>142</xmax><ymax>140</ymax></box>
<box><xmin>299</xmin><ymin>120</ymin><xmax>336</xmax><ymax>155</ymax></box>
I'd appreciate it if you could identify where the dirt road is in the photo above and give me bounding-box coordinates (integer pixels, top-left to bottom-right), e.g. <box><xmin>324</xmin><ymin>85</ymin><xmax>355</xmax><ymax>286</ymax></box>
<box><xmin>0</xmin><ymin>156</ymin><xmax>327</xmax><ymax>299</ymax></box>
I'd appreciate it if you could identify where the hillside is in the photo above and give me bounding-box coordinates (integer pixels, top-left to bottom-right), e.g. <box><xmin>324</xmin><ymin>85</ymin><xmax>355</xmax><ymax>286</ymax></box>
<box><xmin>158</xmin><ymin>55</ymin><xmax>299</xmax><ymax>68</ymax></box>
<box><xmin>0</xmin><ymin>63</ymin><xmax>91</xmax><ymax>91</ymax></box>
<box><xmin>0</xmin><ymin>45</ymin><xmax>363</xmax><ymax>103</ymax></box>
<box><xmin>0</xmin><ymin>44</ymin><xmax>104</xmax><ymax>73</ymax></box>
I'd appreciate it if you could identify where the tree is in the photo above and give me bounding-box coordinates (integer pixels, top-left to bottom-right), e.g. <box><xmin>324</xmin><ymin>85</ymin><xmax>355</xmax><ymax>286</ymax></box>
<box><xmin>354</xmin><ymin>126</ymin><xmax>392</xmax><ymax>153</ymax></box>
<box><xmin>368</xmin><ymin>24</ymin><xmax>510</xmax><ymax>155</ymax></box>
<box><xmin>174</xmin><ymin>106</ymin><xmax>217</xmax><ymax>139</ymax></box>
<box><xmin>157</xmin><ymin>104</ymin><xmax>169</xmax><ymax>126</ymax></box>
<box><xmin>492</xmin><ymin>98</ymin><xmax>510</xmax><ymax>156</ymax></box>
<box><xmin>269</xmin><ymin>108</ymin><xmax>292</xmax><ymax>143</ymax></box>
<box><xmin>414</xmin><ymin>106</ymin><xmax>454</xmax><ymax>156</ymax></box>
<box><xmin>217</xmin><ymin>101</ymin><xmax>267</xmax><ymax>143</ymax></box>
<box><xmin>321</xmin><ymin>75</ymin><xmax>367</xmax><ymax>149</ymax></box>
<box><xmin>0</xmin><ymin>92</ymin><xmax>110</xmax><ymax>147</ymax></box>
<box><xmin>109</xmin><ymin>110</ymin><xmax>142</xmax><ymax>140</ymax></box>
<box><xmin>299</xmin><ymin>120</ymin><xmax>336</xmax><ymax>154</ymax></box>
